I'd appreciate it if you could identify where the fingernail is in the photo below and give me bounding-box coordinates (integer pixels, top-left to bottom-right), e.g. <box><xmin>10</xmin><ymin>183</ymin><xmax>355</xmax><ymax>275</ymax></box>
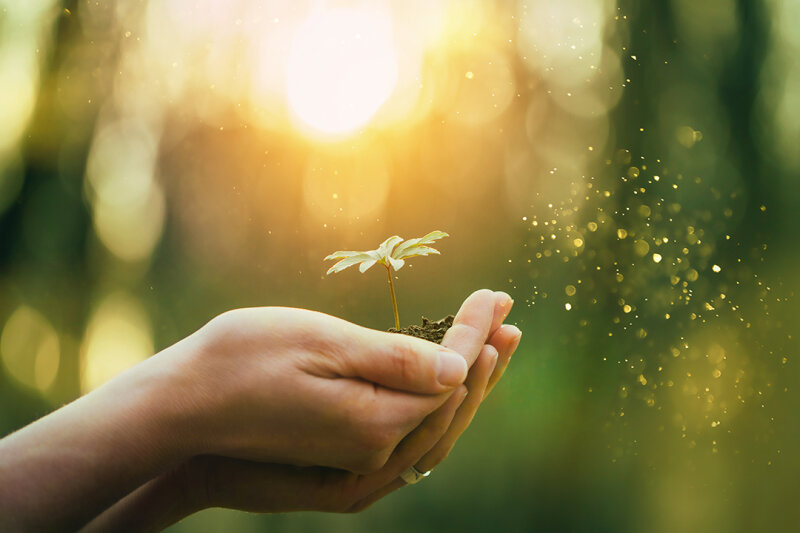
<box><xmin>488</xmin><ymin>345</ymin><xmax>499</xmax><ymax>365</ymax></box>
<box><xmin>436</xmin><ymin>348</ymin><xmax>468</xmax><ymax>387</ymax></box>
<box><xmin>508</xmin><ymin>326</ymin><xmax>522</xmax><ymax>352</ymax></box>
<box><xmin>458</xmin><ymin>385</ymin><xmax>469</xmax><ymax>403</ymax></box>
<box><xmin>495</xmin><ymin>291</ymin><xmax>514</xmax><ymax>319</ymax></box>
<box><xmin>496</xmin><ymin>291</ymin><xmax>513</xmax><ymax>308</ymax></box>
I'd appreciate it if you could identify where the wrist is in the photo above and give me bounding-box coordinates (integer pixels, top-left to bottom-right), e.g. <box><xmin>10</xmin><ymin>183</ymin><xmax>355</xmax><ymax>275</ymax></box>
<box><xmin>131</xmin><ymin>328</ymin><xmax>217</xmax><ymax>460</ymax></box>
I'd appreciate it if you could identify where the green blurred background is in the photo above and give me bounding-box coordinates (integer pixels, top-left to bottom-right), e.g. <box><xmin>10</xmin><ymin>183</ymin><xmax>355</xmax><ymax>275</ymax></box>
<box><xmin>1</xmin><ymin>0</ymin><xmax>799</xmax><ymax>531</ymax></box>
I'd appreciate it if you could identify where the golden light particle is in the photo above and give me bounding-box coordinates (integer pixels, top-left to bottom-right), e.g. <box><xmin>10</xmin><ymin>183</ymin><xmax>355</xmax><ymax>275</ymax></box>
<box><xmin>686</xmin><ymin>268</ymin><xmax>699</xmax><ymax>282</ymax></box>
<box><xmin>565</xmin><ymin>285</ymin><xmax>576</xmax><ymax>296</ymax></box>
<box><xmin>587</xmin><ymin>222</ymin><xmax>598</xmax><ymax>232</ymax></box>
<box><xmin>465</xmin><ymin>71</ymin><xmax>474</xmax><ymax>79</ymax></box>
<box><xmin>712</xmin><ymin>264</ymin><xmax>721</xmax><ymax>273</ymax></box>
<box><xmin>573</xmin><ymin>237</ymin><xmax>584</xmax><ymax>247</ymax></box>
<box><xmin>652</xmin><ymin>253</ymin><xmax>662</xmax><ymax>263</ymax></box>
<box><xmin>617</xmin><ymin>228</ymin><xmax>628</xmax><ymax>239</ymax></box>
<box><xmin>623</xmin><ymin>304</ymin><xmax>632</xmax><ymax>313</ymax></box>
<box><xmin>565</xmin><ymin>303</ymin><xmax>572</xmax><ymax>311</ymax></box>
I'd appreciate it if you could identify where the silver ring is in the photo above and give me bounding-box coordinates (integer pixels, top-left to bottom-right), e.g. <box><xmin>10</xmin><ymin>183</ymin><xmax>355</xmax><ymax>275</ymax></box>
<box><xmin>400</xmin><ymin>466</ymin><xmax>431</xmax><ymax>485</ymax></box>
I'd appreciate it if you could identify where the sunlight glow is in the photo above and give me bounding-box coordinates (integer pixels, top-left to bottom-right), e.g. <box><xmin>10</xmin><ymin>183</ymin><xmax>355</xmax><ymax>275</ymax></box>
<box><xmin>286</xmin><ymin>8</ymin><xmax>399</xmax><ymax>137</ymax></box>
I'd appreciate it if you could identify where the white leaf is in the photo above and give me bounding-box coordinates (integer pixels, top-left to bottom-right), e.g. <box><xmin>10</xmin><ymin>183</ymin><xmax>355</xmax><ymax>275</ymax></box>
<box><xmin>417</xmin><ymin>230</ymin><xmax>449</xmax><ymax>244</ymax></box>
<box><xmin>393</xmin><ymin>231</ymin><xmax>448</xmax><ymax>259</ymax></box>
<box><xmin>359</xmin><ymin>259</ymin><xmax>377</xmax><ymax>273</ymax></box>
<box><xmin>324</xmin><ymin>250</ymin><xmax>364</xmax><ymax>261</ymax></box>
<box><xmin>395</xmin><ymin>245</ymin><xmax>441</xmax><ymax>260</ymax></box>
<box><xmin>387</xmin><ymin>257</ymin><xmax>405</xmax><ymax>271</ymax></box>
<box><xmin>326</xmin><ymin>254</ymin><xmax>372</xmax><ymax>274</ymax></box>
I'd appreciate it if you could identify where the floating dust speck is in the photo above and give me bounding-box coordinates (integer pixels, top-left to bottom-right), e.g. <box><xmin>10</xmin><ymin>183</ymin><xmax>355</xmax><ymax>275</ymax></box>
<box><xmin>519</xmin><ymin>146</ymin><xmax>788</xmax><ymax>448</ymax></box>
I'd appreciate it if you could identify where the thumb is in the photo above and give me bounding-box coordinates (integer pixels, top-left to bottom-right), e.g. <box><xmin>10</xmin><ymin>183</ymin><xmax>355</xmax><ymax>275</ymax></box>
<box><xmin>347</xmin><ymin>330</ymin><xmax>468</xmax><ymax>395</ymax></box>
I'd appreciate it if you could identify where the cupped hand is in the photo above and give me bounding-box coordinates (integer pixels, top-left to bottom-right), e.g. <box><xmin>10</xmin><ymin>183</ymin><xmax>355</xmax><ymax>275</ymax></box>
<box><xmin>184</xmin><ymin>290</ymin><xmax>521</xmax><ymax>514</ymax></box>
<box><xmin>179</xmin><ymin>303</ymin><xmax>476</xmax><ymax>474</ymax></box>
<box><xmin>81</xmin><ymin>290</ymin><xmax>521</xmax><ymax>531</ymax></box>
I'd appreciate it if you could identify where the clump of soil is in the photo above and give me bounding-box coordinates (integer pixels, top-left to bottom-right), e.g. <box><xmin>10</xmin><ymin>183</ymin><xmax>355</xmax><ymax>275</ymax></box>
<box><xmin>389</xmin><ymin>315</ymin><xmax>454</xmax><ymax>344</ymax></box>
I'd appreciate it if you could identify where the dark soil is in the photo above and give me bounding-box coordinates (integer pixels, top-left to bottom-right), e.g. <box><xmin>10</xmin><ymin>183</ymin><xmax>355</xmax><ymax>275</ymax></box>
<box><xmin>388</xmin><ymin>315</ymin><xmax>454</xmax><ymax>344</ymax></box>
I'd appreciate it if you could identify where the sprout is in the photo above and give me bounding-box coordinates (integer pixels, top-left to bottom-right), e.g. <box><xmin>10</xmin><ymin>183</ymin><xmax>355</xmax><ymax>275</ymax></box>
<box><xmin>324</xmin><ymin>230</ymin><xmax>449</xmax><ymax>329</ymax></box>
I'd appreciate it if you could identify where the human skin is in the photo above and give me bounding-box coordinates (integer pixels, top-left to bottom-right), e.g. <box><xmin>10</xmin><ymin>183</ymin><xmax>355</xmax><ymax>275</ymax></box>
<box><xmin>82</xmin><ymin>290</ymin><xmax>521</xmax><ymax>531</ymax></box>
<box><xmin>0</xmin><ymin>289</ymin><xmax>520</xmax><ymax>532</ymax></box>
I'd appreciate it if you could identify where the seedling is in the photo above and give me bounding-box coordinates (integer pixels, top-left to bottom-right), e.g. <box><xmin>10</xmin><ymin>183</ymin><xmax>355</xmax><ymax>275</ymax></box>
<box><xmin>324</xmin><ymin>231</ymin><xmax>449</xmax><ymax>329</ymax></box>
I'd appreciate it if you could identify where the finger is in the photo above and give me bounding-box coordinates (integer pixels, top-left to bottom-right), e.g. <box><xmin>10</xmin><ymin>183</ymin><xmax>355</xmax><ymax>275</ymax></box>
<box><xmin>347</xmin><ymin>330</ymin><xmax>468</xmax><ymax>394</ymax></box>
<box><xmin>415</xmin><ymin>343</ymin><xmax>498</xmax><ymax>472</ymax></box>
<box><xmin>484</xmin><ymin>324</ymin><xmax>522</xmax><ymax>398</ymax></box>
<box><xmin>441</xmin><ymin>289</ymin><xmax>496</xmax><ymax>367</ymax></box>
<box><xmin>348</xmin><ymin>345</ymin><xmax>498</xmax><ymax>512</ymax></box>
<box><xmin>201</xmin><ymin>457</ymin><xmax>332</xmax><ymax>513</ymax></box>
<box><xmin>353</xmin><ymin>385</ymin><xmax>468</xmax><ymax>499</ymax></box>
<box><xmin>489</xmin><ymin>291</ymin><xmax>514</xmax><ymax>336</ymax></box>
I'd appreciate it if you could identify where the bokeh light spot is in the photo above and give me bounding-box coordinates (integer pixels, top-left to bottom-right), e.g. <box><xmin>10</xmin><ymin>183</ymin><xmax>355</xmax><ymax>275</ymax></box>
<box><xmin>80</xmin><ymin>292</ymin><xmax>153</xmax><ymax>393</ymax></box>
<box><xmin>287</xmin><ymin>8</ymin><xmax>399</xmax><ymax>136</ymax></box>
<box><xmin>0</xmin><ymin>305</ymin><xmax>60</xmax><ymax>393</ymax></box>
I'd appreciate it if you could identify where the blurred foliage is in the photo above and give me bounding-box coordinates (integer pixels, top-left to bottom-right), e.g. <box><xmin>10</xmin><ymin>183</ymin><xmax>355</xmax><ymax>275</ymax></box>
<box><xmin>1</xmin><ymin>0</ymin><xmax>799</xmax><ymax>531</ymax></box>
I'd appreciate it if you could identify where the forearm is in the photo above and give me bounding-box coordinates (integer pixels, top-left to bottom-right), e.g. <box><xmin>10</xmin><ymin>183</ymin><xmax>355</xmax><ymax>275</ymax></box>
<box><xmin>0</xmin><ymin>338</ymin><xmax>202</xmax><ymax>531</ymax></box>
<box><xmin>80</xmin><ymin>461</ymin><xmax>201</xmax><ymax>533</ymax></box>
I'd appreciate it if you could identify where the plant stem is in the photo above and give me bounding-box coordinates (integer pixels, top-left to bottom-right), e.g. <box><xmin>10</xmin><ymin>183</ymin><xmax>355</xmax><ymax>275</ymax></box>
<box><xmin>386</xmin><ymin>265</ymin><xmax>400</xmax><ymax>329</ymax></box>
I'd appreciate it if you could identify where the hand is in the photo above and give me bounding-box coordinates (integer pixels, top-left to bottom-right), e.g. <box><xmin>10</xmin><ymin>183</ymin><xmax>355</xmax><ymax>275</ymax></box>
<box><xmin>181</xmin><ymin>303</ymin><xmax>475</xmax><ymax>473</ymax></box>
<box><xmin>194</xmin><ymin>314</ymin><xmax>521</xmax><ymax>514</ymax></box>
<box><xmin>81</xmin><ymin>290</ymin><xmax>521</xmax><ymax>530</ymax></box>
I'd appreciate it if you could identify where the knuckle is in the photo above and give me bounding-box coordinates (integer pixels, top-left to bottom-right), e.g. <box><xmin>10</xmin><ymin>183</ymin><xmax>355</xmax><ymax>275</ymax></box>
<box><xmin>389</xmin><ymin>340</ymin><xmax>420</xmax><ymax>384</ymax></box>
<box><xmin>351</xmin><ymin>448</ymin><xmax>391</xmax><ymax>475</ymax></box>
